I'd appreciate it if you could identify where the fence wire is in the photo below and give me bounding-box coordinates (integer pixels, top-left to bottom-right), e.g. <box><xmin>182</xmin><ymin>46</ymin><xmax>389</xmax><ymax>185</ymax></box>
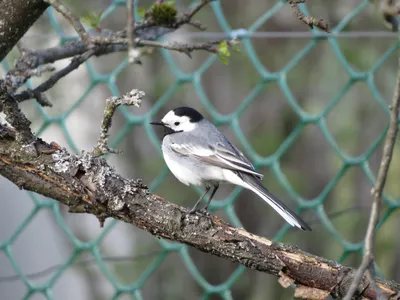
<box><xmin>1</xmin><ymin>0</ymin><xmax>400</xmax><ymax>299</ymax></box>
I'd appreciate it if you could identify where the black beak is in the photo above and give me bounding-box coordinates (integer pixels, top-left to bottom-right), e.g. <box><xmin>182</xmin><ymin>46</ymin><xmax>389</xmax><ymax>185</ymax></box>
<box><xmin>150</xmin><ymin>121</ymin><xmax>165</xmax><ymax>126</ymax></box>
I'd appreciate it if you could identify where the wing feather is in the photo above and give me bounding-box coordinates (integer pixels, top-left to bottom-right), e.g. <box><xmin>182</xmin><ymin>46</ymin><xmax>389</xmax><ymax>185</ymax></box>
<box><xmin>170</xmin><ymin>142</ymin><xmax>263</xmax><ymax>179</ymax></box>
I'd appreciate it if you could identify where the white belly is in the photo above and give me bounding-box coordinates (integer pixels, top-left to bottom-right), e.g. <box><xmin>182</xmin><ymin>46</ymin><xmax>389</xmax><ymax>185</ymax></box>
<box><xmin>163</xmin><ymin>149</ymin><xmax>203</xmax><ymax>186</ymax></box>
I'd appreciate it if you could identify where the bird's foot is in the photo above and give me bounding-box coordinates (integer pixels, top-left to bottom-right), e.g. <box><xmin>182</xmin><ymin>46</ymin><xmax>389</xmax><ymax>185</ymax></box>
<box><xmin>186</xmin><ymin>208</ymin><xmax>210</xmax><ymax>217</ymax></box>
<box><xmin>181</xmin><ymin>208</ymin><xmax>195</xmax><ymax>222</ymax></box>
<box><xmin>198</xmin><ymin>208</ymin><xmax>211</xmax><ymax>216</ymax></box>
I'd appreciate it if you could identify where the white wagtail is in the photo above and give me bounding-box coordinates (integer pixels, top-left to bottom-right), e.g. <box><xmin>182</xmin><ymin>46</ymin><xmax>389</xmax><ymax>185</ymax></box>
<box><xmin>151</xmin><ymin>107</ymin><xmax>311</xmax><ymax>231</ymax></box>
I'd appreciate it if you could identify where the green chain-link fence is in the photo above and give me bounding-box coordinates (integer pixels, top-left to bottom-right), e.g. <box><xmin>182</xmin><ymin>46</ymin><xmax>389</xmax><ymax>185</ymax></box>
<box><xmin>1</xmin><ymin>0</ymin><xmax>400</xmax><ymax>299</ymax></box>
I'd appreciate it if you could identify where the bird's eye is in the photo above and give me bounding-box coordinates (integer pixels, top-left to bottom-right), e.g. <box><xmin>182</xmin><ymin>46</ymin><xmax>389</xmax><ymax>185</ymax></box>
<box><xmin>174</xmin><ymin>122</ymin><xmax>180</xmax><ymax>126</ymax></box>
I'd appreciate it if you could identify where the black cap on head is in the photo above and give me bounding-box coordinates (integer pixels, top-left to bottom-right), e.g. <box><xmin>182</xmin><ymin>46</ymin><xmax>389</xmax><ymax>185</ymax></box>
<box><xmin>173</xmin><ymin>107</ymin><xmax>204</xmax><ymax>123</ymax></box>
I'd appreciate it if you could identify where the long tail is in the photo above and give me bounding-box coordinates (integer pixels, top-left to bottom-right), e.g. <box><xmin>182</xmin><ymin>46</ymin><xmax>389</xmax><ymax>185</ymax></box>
<box><xmin>242</xmin><ymin>174</ymin><xmax>311</xmax><ymax>231</ymax></box>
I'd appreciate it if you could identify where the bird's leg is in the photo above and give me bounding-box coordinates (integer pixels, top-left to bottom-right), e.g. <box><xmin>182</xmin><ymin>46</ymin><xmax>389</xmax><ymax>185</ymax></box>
<box><xmin>195</xmin><ymin>184</ymin><xmax>219</xmax><ymax>228</ymax></box>
<box><xmin>203</xmin><ymin>184</ymin><xmax>219</xmax><ymax>212</ymax></box>
<box><xmin>183</xmin><ymin>186</ymin><xmax>217</xmax><ymax>229</ymax></box>
<box><xmin>188</xmin><ymin>187</ymin><xmax>210</xmax><ymax>214</ymax></box>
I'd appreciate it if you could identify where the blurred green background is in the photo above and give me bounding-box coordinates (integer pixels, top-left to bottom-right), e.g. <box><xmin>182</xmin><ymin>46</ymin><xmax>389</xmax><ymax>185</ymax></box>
<box><xmin>0</xmin><ymin>0</ymin><xmax>400</xmax><ymax>299</ymax></box>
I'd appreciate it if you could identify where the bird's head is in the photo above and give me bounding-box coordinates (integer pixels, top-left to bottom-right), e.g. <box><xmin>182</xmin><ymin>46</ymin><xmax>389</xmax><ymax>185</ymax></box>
<box><xmin>150</xmin><ymin>106</ymin><xmax>204</xmax><ymax>135</ymax></box>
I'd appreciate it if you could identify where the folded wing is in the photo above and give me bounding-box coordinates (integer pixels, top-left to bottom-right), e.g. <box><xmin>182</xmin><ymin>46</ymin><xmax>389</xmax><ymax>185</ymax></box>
<box><xmin>170</xmin><ymin>142</ymin><xmax>263</xmax><ymax>179</ymax></box>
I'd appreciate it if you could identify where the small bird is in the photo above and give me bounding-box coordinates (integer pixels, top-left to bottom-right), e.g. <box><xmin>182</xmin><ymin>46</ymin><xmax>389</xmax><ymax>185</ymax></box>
<box><xmin>151</xmin><ymin>107</ymin><xmax>311</xmax><ymax>231</ymax></box>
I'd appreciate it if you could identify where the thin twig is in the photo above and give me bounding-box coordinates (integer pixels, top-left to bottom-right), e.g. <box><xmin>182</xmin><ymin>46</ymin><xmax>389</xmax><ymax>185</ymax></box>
<box><xmin>175</xmin><ymin>0</ymin><xmax>214</xmax><ymax>27</ymax></box>
<box><xmin>134</xmin><ymin>38</ymin><xmax>224</xmax><ymax>58</ymax></box>
<box><xmin>5</xmin><ymin>39</ymin><xmax>114</xmax><ymax>95</ymax></box>
<box><xmin>44</xmin><ymin>0</ymin><xmax>90</xmax><ymax>44</ymax></box>
<box><xmin>287</xmin><ymin>0</ymin><xmax>330</xmax><ymax>32</ymax></box>
<box><xmin>187</xmin><ymin>20</ymin><xmax>207</xmax><ymax>31</ymax></box>
<box><xmin>4</xmin><ymin>0</ymin><xmax>218</xmax><ymax>101</ymax></box>
<box><xmin>91</xmin><ymin>89</ymin><xmax>145</xmax><ymax>157</ymax></box>
<box><xmin>343</xmin><ymin>55</ymin><xmax>400</xmax><ymax>300</ymax></box>
<box><xmin>5</xmin><ymin>64</ymin><xmax>55</xmax><ymax>94</ymax></box>
<box><xmin>14</xmin><ymin>50</ymin><xmax>95</xmax><ymax>104</ymax></box>
<box><xmin>9</xmin><ymin>36</ymin><xmax>227</xmax><ymax>103</ymax></box>
<box><xmin>127</xmin><ymin>0</ymin><xmax>138</xmax><ymax>63</ymax></box>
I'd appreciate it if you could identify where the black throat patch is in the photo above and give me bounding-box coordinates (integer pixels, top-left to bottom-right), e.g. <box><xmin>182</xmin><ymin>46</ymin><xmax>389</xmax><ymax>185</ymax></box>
<box><xmin>163</xmin><ymin>126</ymin><xmax>183</xmax><ymax>137</ymax></box>
<box><xmin>164</xmin><ymin>126</ymin><xmax>176</xmax><ymax>136</ymax></box>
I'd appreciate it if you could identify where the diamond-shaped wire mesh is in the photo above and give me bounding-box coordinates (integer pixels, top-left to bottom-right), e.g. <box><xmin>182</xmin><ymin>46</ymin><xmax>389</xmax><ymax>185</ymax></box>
<box><xmin>1</xmin><ymin>0</ymin><xmax>400</xmax><ymax>299</ymax></box>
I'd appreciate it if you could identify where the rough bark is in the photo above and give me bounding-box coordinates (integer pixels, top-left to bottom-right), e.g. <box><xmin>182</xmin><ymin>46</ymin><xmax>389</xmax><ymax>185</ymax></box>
<box><xmin>0</xmin><ymin>124</ymin><xmax>399</xmax><ymax>300</ymax></box>
<box><xmin>0</xmin><ymin>0</ymin><xmax>49</xmax><ymax>61</ymax></box>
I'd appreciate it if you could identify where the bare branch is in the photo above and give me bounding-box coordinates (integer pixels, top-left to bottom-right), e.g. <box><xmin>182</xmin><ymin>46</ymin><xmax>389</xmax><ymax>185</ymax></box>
<box><xmin>187</xmin><ymin>19</ymin><xmax>207</xmax><ymax>31</ymax></box>
<box><xmin>127</xmin><ymin>0</ymin><xmax>138</xmax><ymax>63</ymax></box>
<box><xmin>91</xmin><ymin>89</ymin><xmax>144</xmax><ymax>157</ymax></box>
<box><xmin>174</xmin><ymin>0</ymin><xmax>214</xmax><ymax>28</ymax></box>
<box><xmin>4</xmin><ymin>37</ymin><xmax>127</xmax><ymax>99</ymax></box>
<box><xmin>287</xmin><ymin>0</ymin><xmax>330</xmax><ymax>32</ymax></box>
<box><xmin>43</xmin><ymin>0</ymin><xmax>90</xmax><ymax>44</ymax></box>
<box><xmin>13</xmin><ymin>50</ymin><xmax>95</xmax><ymax>105</ymax></box>
<box><xmin>3</xmin><ymin>0</ymin><xmax>221</xmax><ymax>103</ymax></box>
<box><xmin>5</xmin><ymin>61</ymin><xmax>55</xmax><ymax>94</ymax></box>
<box><xmin>0</xmin><ymin>120</ymin><xmax>399</xmax><ymax>299</ymax></box>
<box><xmin>0</xmin><ymin>0</ymin><xmax>48</xmax><ymax>61</ymax></box>
<box><xmin>343</xmin><ymin>53</ymin><xmax>400</xmax><ymax>300</ymax></box>
<box><xmin>16</xmin><ymin>89</ymin><xmax>53</xmax><ymax>107</ymax></box>
<box><xmin>0</xmin><ymin>81</ymin><xmax>35</xmax><ymax>144</ymax></box>
<box><xmin>18</xmin><ymin>37</ymin><xmax>124</xmax><ymax>66</ymax></box>
<box><xmin>6</xmin><ymin>34</ymin><xmax>233</xmax><ymax>103</ymax></box>
<box><xmin>135</xmin><ymin>39</ymin><xmax>222</xmax><ymax>58</ymax></box>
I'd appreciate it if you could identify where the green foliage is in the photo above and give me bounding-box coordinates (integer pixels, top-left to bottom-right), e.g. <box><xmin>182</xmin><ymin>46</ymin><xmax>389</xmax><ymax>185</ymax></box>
<box><xmin>81</xmin><ymin>9</ymin><xmax>104</xmax><ymax>29</ymax></box>
<box><xmin>217</xmin><ymin>41</ymin><xmax>231</xmax><ymax>65</ymax></box>
<box><xmin>217</xmin><ymin>39</ymin><xmax>242</xmax><ymax>65</ymax></box>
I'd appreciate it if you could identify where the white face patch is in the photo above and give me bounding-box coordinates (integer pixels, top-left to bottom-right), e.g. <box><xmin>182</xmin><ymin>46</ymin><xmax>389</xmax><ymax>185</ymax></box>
<box><xmin>161</xmin><ymin>110</ymin><xmax>197</xmax><ymax>132</ymax></box>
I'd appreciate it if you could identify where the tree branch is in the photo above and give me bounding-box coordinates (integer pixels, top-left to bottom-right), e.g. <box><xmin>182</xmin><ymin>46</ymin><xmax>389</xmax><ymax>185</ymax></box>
<box><xmin>134</xmin><ymin>39</ymin><xmax>224</xmax><ymax>58</ymax></box>
<box><xmin>3</xmin><ymin>0</ymin><xmax>228</xmax><ymax>105</ymax></box>
<box><xmin>0</xmin><ymin>0</ymin><xmax>48</xmax><ymax>62</ymax></box>
<box><xmin>174</xmin><ymin>0</ymin><xmax>214</xmax><ymax>28</ymax></box>
<box><xmin>44</xmin><ymin>0</ymin><xmax>89</xmax><ymax>44</ymax></box>
<box><xmin>0</xmin><ymin>86</ymin><xmax>398</xmax><ymax>300</ymax></box>
<box><xmin>4</xmin><ymin>36</ymin><xmax>127</xmax><ymax>96</ymax></box>
<box><xmin>127</xmin><ymin>0</ymin><xmax>138</xmax><ymax>63</ymax></box>
<box><xmin>0</xmin><ymin>81</ymin><xmax>35</xmax><ymax>144</ymax></box>
<box><xmin>287</xmin><ymin>0</ymin><xmax>330</xmax><ymax>32</ymax></box>
<box><xmin>13</xmin><ymin>50</ymin><xmax>95</xmax><ymax>104</ymax></box>
<box><xmin>7</xmin><ymin>34</ymin><xmax>230</xmax><ymax>103</ymax></box>
<box><xmin>343</xmin><ymin>49</ymin><xmax>400</xmax><ymax>300</ymax></box>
